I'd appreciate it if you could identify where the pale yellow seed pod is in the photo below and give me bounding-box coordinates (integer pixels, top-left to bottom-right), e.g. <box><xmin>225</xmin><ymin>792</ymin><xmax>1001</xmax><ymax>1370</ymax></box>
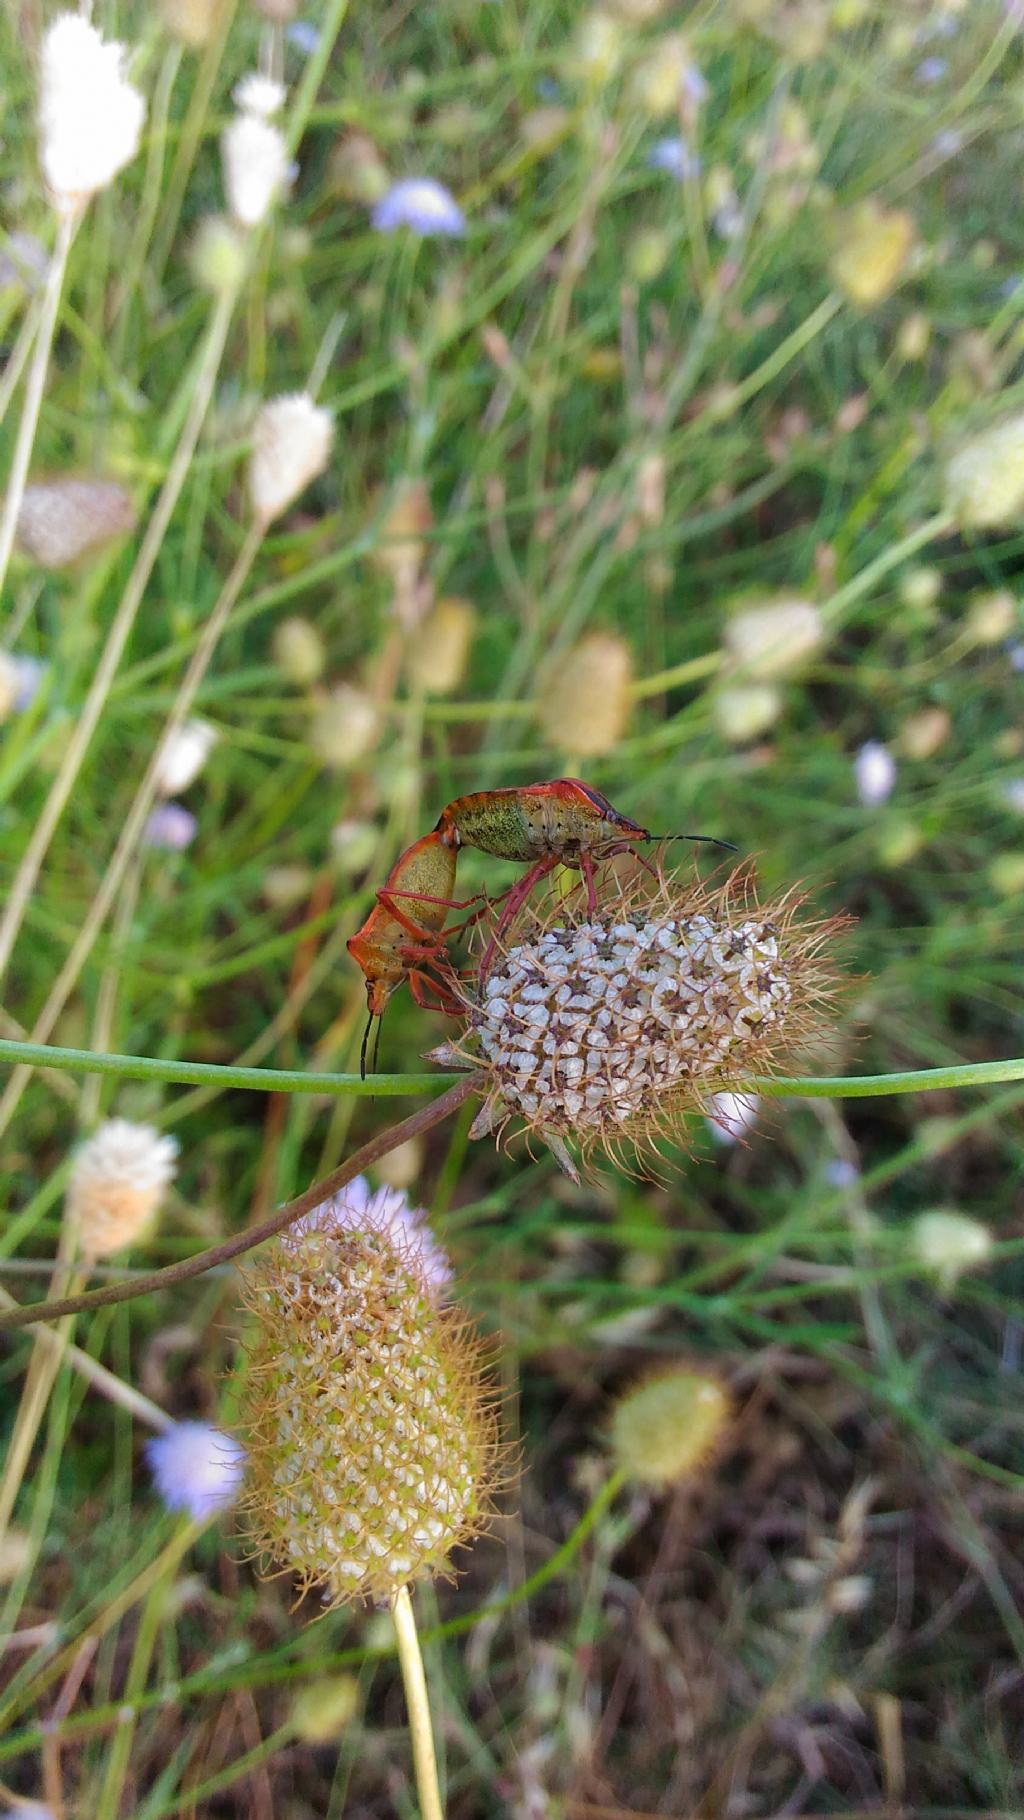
<box><xmin>160</xmin><ymin>0</ymin><xmax>225</xmax><ymax>47</ymax></box>
<box><xmin>273</xmin><ymin>616</ymin><xmax>325</xmax><ymax>685</ymax></box>
<box><xmin>831</xmin><ymin>201</ymin><xmax>915</xmax><ymax>307</ymax></box>
<box><xmin>897</xmin><ymin>311</ymin><xmax>931</xmax><ymax>360</ymax></box>
<box><xmin>910</xmin><ymin>1209</ymin><xmax>993</xmax><ymax>1293</ymax></box>
<box><xmin>66</xmin><ymin>1119</ymin><xmax>178</xmax><ymax>1260</ymax></box>
<box><xmin>966</xmin><ymin>589</ymin><xmax>1016</xmax><ymax>645</ymax></box>
<box><xmin>722</xmin><ymin>597</ymin><xmax>823</xmax><ymax>683</ymax></box>
<box><xmin>190</xmin><ymin>215</ymin><xmax>248</xmax><ymax>295</ymax></box>
<box><xmin>989</xmin><ymin>853</ymin><xmax>1024</xmax><ymax>897</ymax></box>
<box><xmin>406</xmin><ymin>596</ymin><xmax>475</xmax><ymax>695</ymax></box>
<box><xmin>631</xmin><ymin>34</ymin><xmax>698</xmax><ymax>117</ymax></box>
<box><xmin>536</xmin><ymin>632</ymin><xmax>632</xmax><ymax>758</ymax></box>
<box><xmin>290</xmin><ymin>1677</ymin><xmax>359</xmax><ymax>1743</ymax></box>
<box><xmin>575</xmin><ymin>10</ymin><xmax>624</xmax><ymax>86</ymax></box>
<box><xmin>897</xmin><ymin>707</ymin><xmax>950</xmax><ymax>761</ymax></box>
<box><xmin>944</xmin><ymin>412</ymin><xmax>1024</xmax><ymax>529</ymax></box>
<box><xmin>712</xmin><ymin>683</ymin><xmax>782</xmax><ymax>744</ymax></box>
<box><xmin>610</xmin><ymin>1368</ymin><xmax>731</xmax><ymax>1489</ymax></box>
<box><xmin>309</xmin><ymin>684</ymin><xmax>380</xmax><ymax>769</ymax></box>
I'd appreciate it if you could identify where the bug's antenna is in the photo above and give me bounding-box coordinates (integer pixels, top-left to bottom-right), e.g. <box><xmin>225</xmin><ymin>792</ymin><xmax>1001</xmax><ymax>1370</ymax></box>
<box><xmin>650</xmin><ymin>834</ymin><xmax>739</xmax><ymax>853</ymax></box>
<box><xmin>371</xmin><ymin>1016</ymin><xmax>383</xmax><ymax>1078</ymax></box>
<box><xmin>359</xmin><ymin>1008</ymin><xmax>376</xmax><ymax>1082</ymax></box>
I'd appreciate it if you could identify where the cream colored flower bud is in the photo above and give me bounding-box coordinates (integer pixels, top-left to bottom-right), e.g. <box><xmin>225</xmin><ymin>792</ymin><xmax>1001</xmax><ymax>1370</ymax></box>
<box><xmin>310</xmin><ymin>685</ymin><xmax>380</xmax><ymax>768</ymax></box>
<box><xmin>575</xmin><ymin>10</ymin><xmax>624</xmax><ymax>85</ymax></box>
<box><xmin>944</xmin><ymin>413</ymin><xmax>1024</xmax><ymax>529</ymax></box>
<box><xmin>966</xmin><ymin>589</ymin><xmax>1016</xmax><ymax>645</ymax></box>
<box><xmin>831</xmin><ymin>201</ymin><xmax>915</xmax><ymax>307</ymax></box>
<box><xmin>273</xmin><ymin>616</ymin><xmax>325</xmax><ymax>685</ymax></box>
<box><xmin>154</xmin><ymin>719</ymin><xmax>216</xmax><ymax>795</ymax></box>
<box><xmin>610</xmin><ymin>1369</ymin><xmax>731</xmax><ymax>1488</ymax></box>
<box><xmin>372</xmin><ymin>1137</ymin><xmax>425</xmax><ymax>1191</ymax></box>
<box><xmin>328</xmin><ymin>131</ymin><xmax>390</xmax><ymax>203</ymax></box>
<box><xmin>536</xmin><ymin>632</ymin><xmax>632</xmax><ymax>757</ymax></box>
<box><xmin>291</xmin><ymin>1677</ymin><xmax>359</xmax><ymax>1743</ymax></box>
<box><xmin>631</xmin><ymin>34</ymin><xmax>700</xmax><ymax>117</ymax></box>
<box><xmin>66</xmin><ymin>1119</ymin><xmax>178</xmax><ymax>1259</ymax></box>
<box><xmin>406</xmin><ymin>596</ymin><xmax>475</xmax><ymax>694</ymax></box>
<box><xmin>160</xmin><ymin>0</ymin><xmax>224</xmax><ymax>47</ymax></box>
<box><xmin>16</xmin><ymin>476</ymin><xmax>135</xmax><ymax>569</ymax></box>
<box><xmin>190</xmin><ymin>215</ymin><xmax>248</xmax><ymax>294</ymax></box>
<box><xmin>910</xmin><ymin>1209</ymin><xmax>993</xmax><ymax>1293</ymax></box>
<box><xmin>722</xmin><ymin>597</ymin><xmax>823</xmax><ymax>682</ymax></box>
<box><xmin>897</xmin><ymin>312</ymin><xmax>931</xmax><ymax>360</ymax></box>
<box><xmin>221</xmin><ymin>111</ymin><xmax>289</xmax><ymax>228</ymax></box>
<box><xmin>899</xmin><ymin>567</ymin><xmax>941</xmax><ymax>613</ymax></box>
<box><xmin>250</xmin><ymin>394</ymin><xmax>333</xmax><ymax>524</ymax></box>
<box><xmin>897</xmin><ymin>707</ymin><xmax>950</xmax><ymax>761</ymax></box>
<box><xmin>39</xmin><ymin>14</ymin><xmax>146</xmax><ymax>217</ymax></box>
<box><xmin>712</xmin><ymin>683</ymin><xmax>782</xmax><ymax>744</ymax></box>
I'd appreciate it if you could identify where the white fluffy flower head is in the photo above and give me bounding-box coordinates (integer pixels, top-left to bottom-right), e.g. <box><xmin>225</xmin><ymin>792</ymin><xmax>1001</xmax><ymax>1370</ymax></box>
<box><xmin>233</xmin><ymin>72</ymin><xmax>286</xmax><ymax>118</ymax></box>
<box><xmin>250</xmin><ymin>392</ymin><xmax>333</xmax><ymax>523</ymax></box>
<box><xmin>39</xmin><ymin>14</ymin><xmax>146</xmax><ymax>217</ymax></box>
<box><xmin>145</xmin><ymin>1421</ymin><xmax>246</xmax><ymax>1520</ymax></box>
<box><xmin>854</xmin><ymin>740</ymin><xmax>896</xmax><ymax>807</ymax></box>
<box><xmin>154</xmin><ymin>718</ymin><xmax>216</xmax><ymax>796</ymax></box>
<box><xmin>66</xmin><ymin>1118</ymin><xmax>178</xmax><ymax>1258</ymax></box>
<box><xmin>221</xmin><ymin>111</ymin><xmax>289</xmax><ymax>227</ymax></box>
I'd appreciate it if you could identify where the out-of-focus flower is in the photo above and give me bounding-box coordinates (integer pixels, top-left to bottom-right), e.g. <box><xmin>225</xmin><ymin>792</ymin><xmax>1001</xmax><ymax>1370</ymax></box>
<box><xmin>222</xmin><ymin>102</ymin><xmax>289</xmax><ymax>228</ymax></box>
<box><xmin>1001</xmin><ymin>778</ymin><xmax>1024</xmax><ymax>814</ymax></box>
<box><xmin>966</xmin><ymin>589</ymin><xmax>1016</xmax><ymax>644</ymax></box>
<box><xmin>825</xmin><ymin>1156</ymin><xmax>860</xmax><ymax>1189</ymax></box>
<box><xmin>371</xmin><ymin>178</ymin><xmax>466</xmax><ymax>238</ymax></box>
<box><xmin>537</xmin><ymin>632</ymin><xmax>633</xmax><ymax>757</ymax></box>
<box><xmin>290</xmin><ymin>1677</ymin><xmax>359</xmax><ymax>1743</ymax></box>
<box><xmin>273</xmin><ymin>616</ymin><xmax>325</xmax><ymax>685</ymax></box>
<box><xmin>722</xmin><ymin>597</ymin><xmax>824</xmax><ymax>682</ymax></box>
<box><xmin>233</xmin><ymin>73</ymin><xmax>286</xmax><ymax>118</ymax></box>
<box><xmin>289</xmin><ymin>1173</ymin><xmax>452</xmax><ymax>1295</ymax></box>
<box><xmin>373</xmin><ymin>1137</ymin><xmax>425</xmax><ymax>1192</ymax></box>
<box><xmin>39</xmin><ymin>14</ymin><xmax>146</xmax><ymax>216</ymax></box>
<box><xmin>633</xmin><ymin>36</ymin><xmax>706</xmax><ymax>117</ymax></box>
<box><xmin>647</xmin><ymin>135</ymin><xmax>700</xmax><ymax>180</ymax></box>
<box><xmin>160</xmin><ymin>0</ymin><xmax>224</xmax><ymax>47</ymax></box>
<box><xmin>706</xmin><ymin>1090</ymin><xmax>760</xmax><ymax>1144</ymax></box>
<box><xmin>610</xmin><ymin>1368</ymin><xmax>730</xmax><ymax>1487</ymax></box>
<box><xmin>0</xmin><ymin>653</ymin><xmax>46</xmax><ymax>718</ymax></box>
<box><xmin>328</xmin><ymin>131</ymin><xmax>390</xmax><ymax>203</ymax></box>
<box><xmin>310</xmin><ymin>684</ymin><xmax>380</xmax><ymax>769</ymax></box>
<box><xmin>574</xmin><ymin>9</ymin><xmax>624</xmax><ymax>85</ymax></box>
<box><xmin>899</xmin><ymin>566</ymin><xmax>941</xmax><ymax>613</ymax></box>
<box><xmin>250</xmin><ymin>393</ymin><xmax>333</xmax><ymax>524</ymax></box>
<box><xmin>712</xmin><ymin>683</ymin><xmax>783</xmax><ymax>744</ymax></box>
<box><xmin>0</xmin><ymin>231</ymin><xmax>48</xmax><ymax>296</ymax></box>
<box><xmin>897</xmin><ymin>707</ymin><xmax>950</xmax><ymax>761</ymax></box>
<box><xmin>831</xmin><ymin>200</ymin><xmax>915</xmax><ymax>307</ymax></box>
<box><xmin>16</xmin><ymin>476</ymin><xmax>136</xmax><ymax>569</ymax></box>
<box><xmin>329</xmin><ymin>819</ymin><xmax>379</xmax><ymax>874</ymax></box>
<box><xmin>0</xmin><ymin>1804</ymin><xmax>55</xmax><ymax>1820</ymax></box>
<box><xmin>154</xmin><ymin>719</ymin><xmax>216</xmax><ymax>796</ymax></box>
<box><xmin>910</xmin><ymin>1209</ymin><xmax>993</xmax><ymax>1293</ymax></box>
<box><xmin>238</xmin><ymin>1214</ymin><xmax>498</xmax><ymax>1606</ymax></box>
<box><xmin>143</xmin><ymin>803</ymin><xmax>198</xmax><ymax>851</ymax></box>
<box><xmin>145</xmin><ymin>1421</ymin><xmax>246</xmax><ymax>1520</ymax></box>
<box><xmin>915</xmin><ymin>56</ymin><xmax>948</xmax><ymax>83</ymax></box>
<box><xmin>66</xmin><ymin>1119</ymin><xmax>178</xmax><ymax>1258</ymax></box>
<box><xmin>287</xmin><ymin>20</ymin><xmax>320</xmax><ymax>53</ymax></box>
<box><xmin>432</xmin><ymin>864</ymin><xmax>843</xmax><ymax>1179</ymax></box>
<box><xmin>897</xmin><ymin>311</ymin><xmax>931</xmax><ymax>360</ymax></box>
<box><xmin>406</xmin><ymin>596</ymin><xmax>475</xmax><ymax>695</ymax></box>
<box><xmin>854</xmin><ymin>739</ymin><xmax>896</xmax><ymax>806</ymax></box>
<box><xmin>944</xmin><ymin>413</ymin><xmax>1024</xmax><ymax>529</ymax></box>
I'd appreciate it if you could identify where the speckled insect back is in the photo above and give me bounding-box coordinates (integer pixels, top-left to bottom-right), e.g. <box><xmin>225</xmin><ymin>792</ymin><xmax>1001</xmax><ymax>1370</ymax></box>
<box><xmin>430</xmin><ymin>863</ymin><xmax>846</xmax><ymax>1180</ymax></box>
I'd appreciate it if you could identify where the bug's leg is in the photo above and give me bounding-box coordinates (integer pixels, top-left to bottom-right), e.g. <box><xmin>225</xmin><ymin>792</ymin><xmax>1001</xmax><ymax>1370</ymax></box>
<box><xmin>580</xmin><ymin>852</ymin><xmax>599</xmax><ymax>915</ymax></box>
<box><xmin>382</xmin><ymin>886</ymin><xmax>488</xmax><ymax>914</ymax></box>
<box><xmin>408</xmin><ymin>967</ymin><xmax>464</xmax><ymax>1016</ymax></box>
<box><xmin>479</xmin><ymin>859</ymin><xmax>555</xmax><ymax>970</ymax></box>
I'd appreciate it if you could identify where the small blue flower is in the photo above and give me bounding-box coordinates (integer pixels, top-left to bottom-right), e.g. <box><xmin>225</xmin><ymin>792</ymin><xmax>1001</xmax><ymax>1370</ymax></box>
<box><xmin>145</xmin><ymin>1421</ymin><xmax>246</xmax><ymax>1520</ymax></box>
<box><xmin>143</xmin><ymin>803</ymin><xmax>198</xmax><ymax>852</ymax></box>
<box><xmin>915</xmin><ymin>56</ymin><xmax>948</xmax><ymax>84</ymax></box>
<box><xmin>371</xmin><ymin>178</ymin><xmax>466</xmax><ymax>238</ymax></box>
<box><xmin>286</xmin><ymin>20</ymin><xmax>320</xmax><ymax>54</ymax></box>
<box><xmin>930</xmin><ymin>127</ymin><xmax>963</xmax><ymax>158</ymax></box>
<box><xmin>647</xmin><ymin>135</ymin><xmax>700</xmax><ymax>181</ymax></box>
<box><xmin>9</xmin><ymin>654</ymin><xmax>46</xmax><ymax>710</ymax></box>
<box><xmin>1009</xmin><ymin>641</ymin><xmax>1024</xmax><ymax>672</ymax></box>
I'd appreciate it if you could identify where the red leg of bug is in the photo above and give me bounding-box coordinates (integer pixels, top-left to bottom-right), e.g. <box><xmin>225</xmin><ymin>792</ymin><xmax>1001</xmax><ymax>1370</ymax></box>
<box><xmin>408</xmin><ymin>967</ymin><xmax>465</xmax><ymax>1016</ymax></box>
<box><xmin>479</xmin><ymin>856</ymin><xmax>558</xmax><ymax>971</ymax></box>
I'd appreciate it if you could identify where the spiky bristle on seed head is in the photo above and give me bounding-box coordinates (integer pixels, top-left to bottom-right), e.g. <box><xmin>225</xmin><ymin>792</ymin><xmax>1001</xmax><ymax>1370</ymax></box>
<box><xmin>431</xmin><ymin>858</ymin><xmax>850</xmax><ymax>1180</ymax></box>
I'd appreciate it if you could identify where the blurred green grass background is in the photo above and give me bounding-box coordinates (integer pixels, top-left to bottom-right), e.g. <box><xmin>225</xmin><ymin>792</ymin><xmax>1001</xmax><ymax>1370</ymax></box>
<box><xmin>2</xmin><ymin>0</ymin><xmax>1024</xmax><ymax>1812</ymax></box>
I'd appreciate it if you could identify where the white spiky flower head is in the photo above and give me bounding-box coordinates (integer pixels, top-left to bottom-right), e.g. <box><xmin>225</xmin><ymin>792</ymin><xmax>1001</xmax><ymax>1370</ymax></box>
<box><xmin>221</xmin><ymin>103</ymin><xmax>289</xmax><ymax>228</ymax></box>
<box><xmin>722</xmin><ymin>597</ymin><xmax>824</xmax><ymax>683</ymax></box>
<box><xmin>238</xmin><ymin>1212</ymin><xmax>499</xmax><ymax>1606</ymax></box>
<box><xmin>287</xmin><ymin>1174</ymin><xmax>453</xmax><ymax>1295</ymax></box>
<box><xmin>250</xmin><ymin>392</ymin><xmax>334</xmax><ymax>524</ymax></box>
<box><xmin>432</xmin><ymin>863</ymin><xmax>845</xmax><ymax>1181</ymax></box>
<box><xmin>233</xmin><ymin>72</ymin><xmax>286</xmax><ymax>119</ymax></box>
<box><xmin>39</xmin><ymin>14</ymin><xmax>146</xmax><ymax>218</ymax></box>
<box><xmin>66</xmin><ymin>1119</ymin><xmax>178</xmax><ymax>1258</ymax></box>
<box><xmin>154</xmin><ymin>718</ymin><xmax>216</xmax><ymax>796</ymax></box>
<box><xmin>944</xmin><ymin>413</ymin><xmax>1024</xmax><ymax>529</ymax></box>
<box><xmin>145</xmin><ymin>1421</ymin><xmax>246</xmax><ymax>1520</ymax></box>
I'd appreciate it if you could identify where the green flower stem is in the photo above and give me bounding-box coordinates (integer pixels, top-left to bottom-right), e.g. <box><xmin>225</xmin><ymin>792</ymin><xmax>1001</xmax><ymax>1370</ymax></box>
<box><xmin>391</xmin><ymin>1584</ymin><xmax>445</xmax><ymax>1820</ymax></box>
<box><xmin>0</xmin><ymin>1073</ymin><xmax>486</xmax><ymax>1334</ymax></box>
<box><xmin>0</xmin><ymin>1037</ymin><xmax>1022</xmax><ymax>1102</ymax></box>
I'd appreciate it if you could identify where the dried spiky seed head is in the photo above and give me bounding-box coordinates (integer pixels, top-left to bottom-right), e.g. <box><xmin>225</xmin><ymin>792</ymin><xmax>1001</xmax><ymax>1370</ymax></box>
<box><xmin>610</xmin><ymin>1368</ymin><xmax>731</xmax><ymax>1488</ymax></box>
<box><xmin>434</xmin><ymin>862</ymin><xmax>845</xmax><ymax>1179</ymax></box>
<box><xmin>250</xmin><ymin>393</ymin><xmax>334</xmax><ymax>525</ymax></box>
<box><xmin>238</xmin><ymin>1216</ymin><xmax>499</xmax><ymax>1607</ymax></box>
<box><xmin>66</xmin><ymin>1119</ymin><xmax>178</xmax><ymax>1258</ymax></box>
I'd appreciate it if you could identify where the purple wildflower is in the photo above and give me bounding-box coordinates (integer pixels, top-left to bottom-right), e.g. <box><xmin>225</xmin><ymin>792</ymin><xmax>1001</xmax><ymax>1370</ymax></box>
<box><xmin>287</xmin><ymin>1173</ymin><xmax>453</xmax><ymax>1294</ymax></box>
<box><xmin>145</xmin><ymin>1421</ymin><xmax>246</xmax><ymax>1520</ymax></box>
<box><xmin>371</xmin><ymin>178</ymin><xmax>465</xmax><ymax>238</ymax></box>
<box><xmin>143</xmin><ymin>803</ymin><xmax>197</xmax><ymax>851</ymax></box>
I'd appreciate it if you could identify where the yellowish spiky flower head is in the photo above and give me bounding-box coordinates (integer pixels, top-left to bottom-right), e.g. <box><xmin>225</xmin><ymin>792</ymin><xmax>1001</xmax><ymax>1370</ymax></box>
<box><xmin>407</xmin><ymin>596</ymin><xmax>476</xmax><ymax>695</ymax></box>
<box><xmin>830</xmin><ymin>200</ymin><xmax>915</xmax><ymax>307</ymax></box>
<box><xmin>432</xmin><ymin>862</ymin><xmax>845</xmax><ymax>1180</ymax></box>
<box><xmin>944</xmin><ymin>414</ymin><xmax>1024</xmax><ymax>529</ymax></box>
<box><xmin>66</xmin><ymin>1119</ymin><xmax>178</xmax><ymax>1259</ymax></box>
<box><xmin>537</xmin><ymin>632</ymin><xmax>633</xmax><ymax>758</ymax></box>
<box><xmin>610</xmin><ymin>1367</ymin><xmax>731</xmax><ymax>1488</ymax></box>
<box><xmin>238</xmin><ymin>1200</ymin><xmax>500</xmax><ymax>1608</ymax></box>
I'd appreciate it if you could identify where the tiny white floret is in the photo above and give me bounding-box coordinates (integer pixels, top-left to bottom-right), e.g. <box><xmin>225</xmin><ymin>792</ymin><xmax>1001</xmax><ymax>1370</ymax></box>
<box><xmin>39</xmin><ymin>14</ymin><xmax>146</xmax><ymax>215</ymax></box>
